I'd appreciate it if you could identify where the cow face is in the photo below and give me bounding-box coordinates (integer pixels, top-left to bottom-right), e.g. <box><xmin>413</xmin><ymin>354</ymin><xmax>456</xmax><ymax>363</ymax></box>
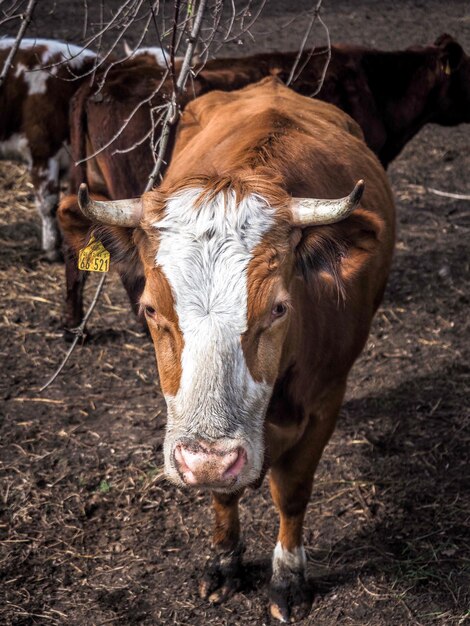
<box><xmin>432</xmin><ymin>34</ymin><xmax>470</xmax><ymax>124</ymax></box>
<box><xmin>77</xmin><ymin>178</ymin><xmax>364</xmax><ymax>493</ymax></box>
<box><xmin>139</xmin><ymin>187</ymin><xmax>294</xmax><ymax>492</ymax></box>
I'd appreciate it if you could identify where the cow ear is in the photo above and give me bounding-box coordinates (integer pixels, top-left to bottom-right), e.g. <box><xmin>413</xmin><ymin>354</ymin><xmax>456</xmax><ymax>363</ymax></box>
<box><xmin>92</xmin><ymin>223</ymin><xmax>142</xmax><ymax>266</ymax></box>
<box><xmin>295</xmin><ymin>208</ymin><xmax>384</xmax><ymax>297</ymax></box>
<box><xmin>435</xmin><ymin>34</ymin><xmax>464</xmax><ymax>74</ymax></box>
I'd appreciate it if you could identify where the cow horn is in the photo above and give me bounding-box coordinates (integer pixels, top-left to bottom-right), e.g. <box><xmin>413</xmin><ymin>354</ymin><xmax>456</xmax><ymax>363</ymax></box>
<box><xmin>291</xmin><ymin>180</ymin><xmax>365</xmax><ymax>226</ymax></box>
<box><xmin>78</xmin><ymin>183</ymin><xmax>143</xmax><ymax>227</ymax></box>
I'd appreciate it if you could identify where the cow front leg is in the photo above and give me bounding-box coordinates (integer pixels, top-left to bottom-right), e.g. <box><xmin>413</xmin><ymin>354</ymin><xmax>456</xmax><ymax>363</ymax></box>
<box><xmin>268</xmin><ymin>384</ymin><xmax>346</xmax><ymax>622</ymax></box>
<box><xmin>31</xmin><ymin>159</ymin><xmax>62</xmax><ymax>261</ymax></box>
<box><xmin>199</xmin><ymin>491</ymin><xmax>244</xmax><ymax>604</ymax></box>
<box><xmin>269</xmin><ymin>468</ymin><xmax>313</xmax><ymax>622</ymax></box>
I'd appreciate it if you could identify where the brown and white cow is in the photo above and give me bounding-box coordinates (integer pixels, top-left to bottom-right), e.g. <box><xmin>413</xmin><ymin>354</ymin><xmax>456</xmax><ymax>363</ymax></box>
<box><xmin>0</xmin><ymin>38</ymin><xmax>97</xmax><ymax>260</ymax></box>
<box><xmin>58</xmin><ymin>33</ymin><xmax>468</xmax><ymax>332</ymax></box>
<box><xmin>72</xmin><ymin>77</ymin><xmax>395</xmax><ymax>621</ymax></box>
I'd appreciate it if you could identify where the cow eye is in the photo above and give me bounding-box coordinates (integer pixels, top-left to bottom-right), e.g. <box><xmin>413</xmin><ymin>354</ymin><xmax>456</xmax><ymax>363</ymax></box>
<box><xmin>272</xmin><ymin>302</ymin><xmax>288</xmax><ymax>319</ymax></box>
<box><xmin>144</xmin><ymin>305</ymin><xmax>156</xmax><ymax>317</ymax></box>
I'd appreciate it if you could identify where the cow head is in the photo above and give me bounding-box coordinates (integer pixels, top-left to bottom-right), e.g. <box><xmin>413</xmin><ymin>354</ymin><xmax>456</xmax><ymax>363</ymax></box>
<box><xmin>431</xmin><ymin>34</ymin><xmax>470</xmax><ymax>124</ymax></box>
<box><xmin>78</xmin><ymin>177</ymin><xmax>369</xmax><ymax>492</ymax></box>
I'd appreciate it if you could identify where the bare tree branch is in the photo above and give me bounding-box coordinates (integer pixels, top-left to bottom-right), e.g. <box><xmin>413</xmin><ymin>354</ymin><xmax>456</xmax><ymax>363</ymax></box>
<box><xmin>286</xmin><ymin>0</ymin><xmax>321</xmax><ymax>86</ymax></box>
<box><xmin>309</xmin><ymin>14</ymin><xmax>331</xmax><ymax>97</ymax></box>
<box><xmin>39</xmin><ymin>274</ymin><xmax>107</xmax><ymax>392</ymax></box>
<box><xmin>0</xmin><ymin>0</ymin><xmax>37</xmax><ymax>88</ymax></box>
<box><xmin>145</xmin><ymin>0</ymin><xmax>207</xmax><ymax>191</ymax></box>
<box><xmin>75</xmin><ymin>69</ymin><xmax>170</xmax><ymax>165</ymax></box>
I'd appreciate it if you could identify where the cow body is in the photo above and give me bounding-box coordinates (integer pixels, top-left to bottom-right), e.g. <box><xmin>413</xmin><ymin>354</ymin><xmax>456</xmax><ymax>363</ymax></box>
<box><xmin>57</xmin><ymin>34</ymin><xmax>468</xmax><ymax>332</ymax></box>
<box><xmin>0</xmin><ymin>38</ymin><xmax>96</xmax><ymax>260</ymax></box>
<box><xmin>73</xmin><ymin>77</ymin><xmax>395</xmax><ymax>620</ymax></box>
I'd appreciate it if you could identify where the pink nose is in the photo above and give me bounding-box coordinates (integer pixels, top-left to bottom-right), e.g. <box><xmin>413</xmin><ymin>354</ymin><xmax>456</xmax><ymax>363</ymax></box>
<box><xmin>174</xmin><ymin>442</ymin><xmax>246</xmax><ymax>486</ymax></box>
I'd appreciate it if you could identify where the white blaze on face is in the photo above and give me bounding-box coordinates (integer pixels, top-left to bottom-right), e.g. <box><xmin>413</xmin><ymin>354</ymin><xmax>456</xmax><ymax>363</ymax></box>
<box><xmin>153</xmin><ymin>188</ymin><xmax>274</xmax><ymax>447</ymax></box>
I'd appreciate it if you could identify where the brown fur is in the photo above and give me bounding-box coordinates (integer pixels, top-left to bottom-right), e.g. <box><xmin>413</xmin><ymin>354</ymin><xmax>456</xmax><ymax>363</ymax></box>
<box><xmin>141</xmin><ymin>269</ymin><xmax>184</xmax><ymax>397</ymax></box>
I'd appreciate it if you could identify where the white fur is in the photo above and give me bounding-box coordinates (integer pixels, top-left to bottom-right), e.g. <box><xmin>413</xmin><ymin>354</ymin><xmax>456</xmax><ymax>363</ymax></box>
<box><xmin>154</xmin><ymin>188</ymin><xmax>275</xmax><ymax>484</ymax></box>
<box><xmin>133</xmin><ymin>46</ymin><xmax>170</xmax><ymax>66</ymax></box>
<box><xmin>0</xmin><ymin>133</ymin><xmax>31</xmax><ymax>165</ymax></box>
<box><xmin>15</xmin><ymin>61</ymin><xmax>49</xmax><ymax>94</ymax></box>
<box><xmin>123</xmin><ymin>42</ymin><xmax>185</xmax><ymax>67</ymax></box>
<box><xmin>272</xmin><ymin>542</ymin><xmax>306</xmax><ymax>576</ymax></box>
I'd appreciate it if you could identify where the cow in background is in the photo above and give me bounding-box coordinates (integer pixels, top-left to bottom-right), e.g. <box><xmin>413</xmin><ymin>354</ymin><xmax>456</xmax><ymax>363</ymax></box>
<box><xmin>0</xmin><ymin>38</ymin><xmax>97</xmax><ymax>260</ymax></box>
<box><xmin>199</xmin><ymin>33</ymin><xmax>470</xmax><ymax>166</ymax></box>
<box><xmin>58</xmin><ymin>33</ymin><xmax>469</xmax><ymax>330</ymax></box>
<box><xmin>72</xmin><ymin>77</ymin><xmax>396</xmax><ymax>621</ymax></box>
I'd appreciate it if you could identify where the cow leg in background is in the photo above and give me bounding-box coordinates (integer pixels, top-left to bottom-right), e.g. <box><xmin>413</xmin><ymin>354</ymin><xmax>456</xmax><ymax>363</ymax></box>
<box><xmin>199</xmin><ymin>491</ymin><xmax>244</xmax><ymax>603</ymax></box>
<box><xmin>57</xmin><ymin>195</ymin><xmax>91</xmax><ymax>338</ymax></box>
<box><xmin>268</xmin><ymin>383</ymin><xmax>346</xmax><ymax>622</ymax></box>
<box><xmin>30</xmin><ymin>157</ymin><xmax>63</xmax><ymax>262</ymax></box>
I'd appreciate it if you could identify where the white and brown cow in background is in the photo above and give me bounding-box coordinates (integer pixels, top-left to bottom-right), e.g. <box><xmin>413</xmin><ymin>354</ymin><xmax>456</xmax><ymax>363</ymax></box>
<box><xmin>0</xmin><ymin>38</ymin><xmax>96</xmax><ymax>260</ymax></box>
<box><xmin>73</xmin><ymin>77</ymin><xmax>395</xmax><ymax>621</ymax></box>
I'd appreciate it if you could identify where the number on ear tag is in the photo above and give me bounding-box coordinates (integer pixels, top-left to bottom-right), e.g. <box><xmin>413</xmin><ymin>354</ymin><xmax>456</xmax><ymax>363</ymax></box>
<box><xmin>78</xmin><ymin>235</ymin><xmax>110</xmax><ymax>273</ymax></box>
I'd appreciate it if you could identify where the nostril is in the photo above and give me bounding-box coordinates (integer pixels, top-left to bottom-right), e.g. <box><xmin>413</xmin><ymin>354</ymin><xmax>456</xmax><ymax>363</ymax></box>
<box><xmin>176</xmin><ymin>444</ymin><xmax>207</xmax><ymax>474</ymax></box>
<box><xmin>223</xmin><ymin>447</ymin><xmax>246</xmax><ymax>479</ymax></box>
<box><xmin>174</xmin><ymin>444</ymin><xmax>186</xmax><ymax>470</ymax></box>
<box><xmin>173</xmin><ymin>442</ymin><xmax>247</xmax><ymax>484</ymax></box>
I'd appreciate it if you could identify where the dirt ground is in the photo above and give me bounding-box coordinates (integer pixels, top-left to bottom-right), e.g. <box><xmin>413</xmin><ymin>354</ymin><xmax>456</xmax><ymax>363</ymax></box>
<box><xmin>1</xmin><ymin>1</ymin><xmax>469</xmax><ymax>625</ymax></box>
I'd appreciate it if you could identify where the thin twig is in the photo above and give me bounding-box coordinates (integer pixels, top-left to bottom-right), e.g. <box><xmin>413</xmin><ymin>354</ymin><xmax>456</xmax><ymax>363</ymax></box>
<box><xmin>0</xmin><ymin>0</ymin><xmax>37</xmax><ymax>88</ymax></box>
<box><xmin>428</xmin><ymin>188</ymin><xmax>470</xmax><ymax>200</ymax></box>
<box><xmin>309</xmin><ymin>13</ymin><xmax>331</xmax><ymax>97</ymax></box>
<box><xmin>169</xmin><ymin>0</ymin><xmax>182</xmax><ymax>91</ymax></box>
<box><xmin>286</xmin><ymin>0</ymin><xmax>323</xmax><ymax>86</ymax></box>
<box><xmin>39</xmin><ymin>274</ymin><xmax>107</xmax><ymax>392</ymax></box>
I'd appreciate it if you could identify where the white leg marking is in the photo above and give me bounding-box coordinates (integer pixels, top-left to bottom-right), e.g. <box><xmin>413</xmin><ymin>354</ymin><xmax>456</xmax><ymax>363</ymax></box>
<box><xmin>34</xmin><ymin>158</ymin><xmax>60</xmax><ymax>254</ymax></box>
<box><xmin>0</xmin><ymin>133</ymin><xmax>32</xmax><ymax>166</ymax></box>
<box><xmin>272</xmin><ymin>542</ymin><xmax>306</xmax><ymax>578</ymax></box>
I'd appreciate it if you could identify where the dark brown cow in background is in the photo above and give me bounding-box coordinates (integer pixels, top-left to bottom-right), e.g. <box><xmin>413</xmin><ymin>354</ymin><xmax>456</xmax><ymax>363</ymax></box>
<box><xmin>201</xmin><ymin>33</ymin><xmax>469</xmax><ymax>166</ymax></box>
<box><xmin>58</xmin><ymin>33</ymin><xmax>469</xmax><ymax>332</ymax></box>
<box><xmin>0</xmin><ymin>38</ymin><xmax>97</xmax><ymax>260</ymax></box>
<box><xmin>73</xmin><ymin>76</ymin><xmax>396</xmax><ymax>622</ymax></box>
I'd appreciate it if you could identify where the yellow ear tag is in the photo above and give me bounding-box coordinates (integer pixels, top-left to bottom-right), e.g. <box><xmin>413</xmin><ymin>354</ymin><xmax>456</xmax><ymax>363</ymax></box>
<box><xmin>78</xmin><ymin>235</ymin><xmax>110</xmax><ymax>272</ymax></box>
<box><xmin>444</xmin><ymin>60</ymin><xmax>451</xmax><ymax>75</ymax></box>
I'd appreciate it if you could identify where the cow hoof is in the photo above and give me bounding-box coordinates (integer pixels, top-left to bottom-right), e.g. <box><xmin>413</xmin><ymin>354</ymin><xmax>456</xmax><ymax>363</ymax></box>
<box><xmin>269</xmin><ymin>575</ymin><xmax>312</xmax><ymax>623</ymax></box>
<box><xmin>199</xmin><ymin>544</ymin><xmax>244</xmax><ymax>604</ymax></box>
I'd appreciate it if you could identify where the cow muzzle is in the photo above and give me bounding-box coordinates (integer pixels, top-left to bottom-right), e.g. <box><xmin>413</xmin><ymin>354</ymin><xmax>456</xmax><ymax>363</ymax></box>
<box><xmin>173</xmin><ymin>439</ymin><xmax>247</xmax><ymax>488</ymax></box>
